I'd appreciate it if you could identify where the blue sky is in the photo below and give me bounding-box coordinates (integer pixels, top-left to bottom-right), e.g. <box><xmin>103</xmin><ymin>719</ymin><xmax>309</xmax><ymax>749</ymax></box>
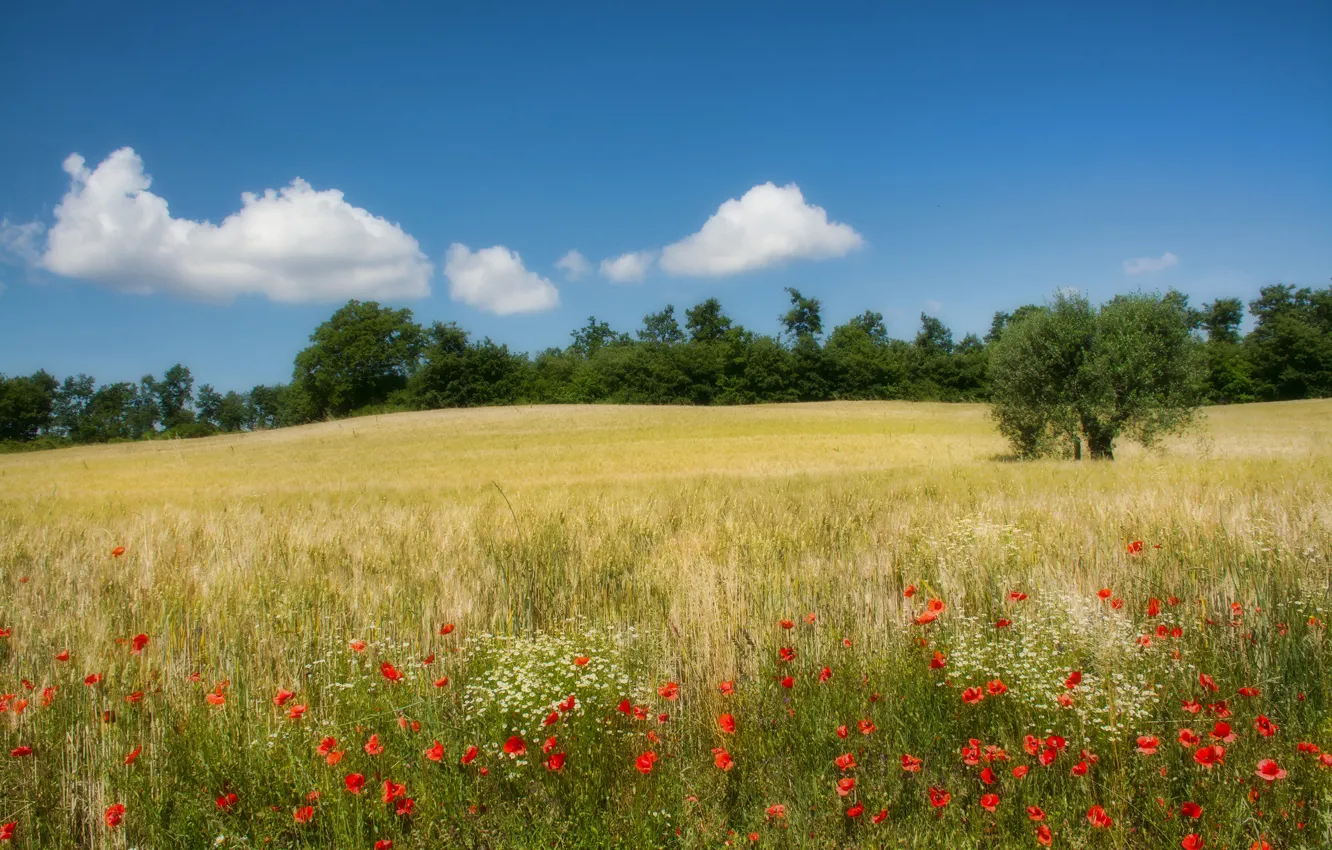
<box><xmin>1</xmin><ymin>0</ymin><xmax>1329</xmax><ymax>392</ymax></box>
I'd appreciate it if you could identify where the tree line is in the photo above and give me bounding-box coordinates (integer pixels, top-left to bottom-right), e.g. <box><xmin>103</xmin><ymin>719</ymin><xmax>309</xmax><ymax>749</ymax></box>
<box><xmin>2</xmin><ymin>283</ymin><xmax>1328</xmax><ymax>452</ymax></box>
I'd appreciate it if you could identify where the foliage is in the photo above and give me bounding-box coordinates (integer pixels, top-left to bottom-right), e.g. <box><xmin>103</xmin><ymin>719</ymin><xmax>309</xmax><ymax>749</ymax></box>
<box><xmin>293</xmin><ymin>300</ymin><xmax>424</xmax><ymax>419</ymax></box>
<box><xmin>988</xmin><ymin>291</ymin><xmax>1205</xmax><ymax>459</ymax></box>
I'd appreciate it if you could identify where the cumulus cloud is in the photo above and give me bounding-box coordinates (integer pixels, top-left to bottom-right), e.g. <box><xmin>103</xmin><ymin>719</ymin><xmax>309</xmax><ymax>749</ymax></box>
<box><xmin>4</xmin><ymin>147</ymin><xmax>432</xmax><ymax>302</ymax></box>
<box><xmin>555</xmin><ymin>249</ymin><xmax>591</xmax><ymax>280</ymax></box>
<box><xmin>444</xmin><ymin>243</ymin><xmax>560</xmax><ymax>315</ymax></box>
<box><xmin>659</xmin><ymin>182</ymin><xmax>863</xmax><ymax>277</ymax></box>
<box><xmin>1123</xmin><ymin>252</ymin><xmax>1178</xmax><ymax>275</ymax></box>
<box><xmin>599</xmin><ymin>250</ymin><xmax>655</xmax><ymax>284</ymax></box>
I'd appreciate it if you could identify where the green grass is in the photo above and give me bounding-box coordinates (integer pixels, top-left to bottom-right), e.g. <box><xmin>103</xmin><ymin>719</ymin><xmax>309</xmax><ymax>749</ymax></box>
<box><xmin>1</xmin><ymin>400</ymin><xmax>1330</xmax><ymax>848</ymax></box>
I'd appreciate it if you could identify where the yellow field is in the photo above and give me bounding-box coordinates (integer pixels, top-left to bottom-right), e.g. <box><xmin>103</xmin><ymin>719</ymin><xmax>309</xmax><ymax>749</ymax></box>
<box><xmin>2</xmin><ymin>400</ymin><xmax>1331</xmax><ymax>848</ymax></box>
<box><xmin>3</xmin><ymin>399</ymin><xmax>1328</xmax><ymax>664</ymax></box>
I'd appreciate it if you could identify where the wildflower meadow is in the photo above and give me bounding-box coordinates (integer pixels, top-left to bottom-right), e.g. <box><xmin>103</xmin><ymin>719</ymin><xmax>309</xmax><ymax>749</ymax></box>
<box><xmin>1</xmin><ymin>400</ymin><xmax>1329</xmax><ymax>849</ymax></box>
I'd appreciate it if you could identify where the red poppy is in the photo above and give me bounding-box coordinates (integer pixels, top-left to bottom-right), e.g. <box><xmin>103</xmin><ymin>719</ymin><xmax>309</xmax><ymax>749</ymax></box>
<box><xmin>1009</xmin><ymin>591</ymin><xmax>1028</xmax><ymax>602</ymax></box>
<box><xmin>635</xmin><ymin>751</ymin><xmax>658</xmax><ymax>774</ymax></box>
<box><xmin>9</xmin><ymin>746</ymin><xmax>32</xmax><ymax>758</ymax></box>
<box><xmin>835</xmin><ymin>752</ymin><xmax>856</xmax><ymax>771</ymax></box>
<box><xmin>961</xmin><ymin>687</ymin><xmax>984</xmax><ymax>705</ymax></box>
<box><xmin>1070</xmin><ymin>760</ymin><xmax>1088</xmax><ymax>776</ymax></box>
<box><xmin>766</xmin><ymin>804</ymin><xmax>786</xmax><ymax>820</ymax></box>
<box><xmin>929</xmin><ymin>651</ymin><xmax>947</xmax><ymax>669</ymax></box>
<box><xmin>1086</xmin><ymin>805</ymin><xmax>1112</xmax><ymax>828</ymax></box>
<box><xmin>573</xmin><ymin>655</ymin><xmax>590</xmax><ymax>666</ymax></box>
<box><xmin>1147</xmin><ymin>598</ymin><xmax>1161</xmax><ymax>617</ymax></box>
<box><xmin>215</xmin><ymin>792</ymin><xmax>238</xmax><ymax>812</ymax></box>
<box><xmin>439</xmin><ymin>623</ymin><xmax>455</xmax><ymax>635</ymax></box>
<box><xmin>1182</xmin><ymin>834</ymin><xmax>1203</xmax><ymax>850</ymax></box>
<box><xmin>502</xmin><ymin>736</ymin><xmax>526</xmax><ymax>756</ymax></box>
<box><xmin>927</xmin><ymin>598</ymin><xmax>946</xmax><ymax>613</ymax></box>
<box><xmin>364</xmin><ymin>734</ymin><xmax>384</xmax><ymax>756</ymax></box>
<box><xmin>424</xmin><ymin>740</ymin><xmax>444</xmax><ymax>762</ymax></box>
<box><xmin>111</xmin><ymin>546</ymin><xmax>125</xmax><ymax>557</ymax></box>
<box><xmin>349</xmin><ymin>639</ymin><xmax>367</xmax><ymax>652</ymax></box>
<box><xmin>836</xmin><ymin>777</ymin><xmax>856</xmax><ymax>797</ymax></box>
<box><xmin>375</xmin><ymin>841</ymin><xmax>393</xmax><ymax>850</ymax></box>
<box><xmin>274</xmin><ymin>689</ymin><xmax>296</xmax><ymax>706</ymax></box>
<box><xmin>1012</xmin><ymin>765</ymin><xmax>1029</xmax><ymax>778</ymax></box>
<box><xmin>1181</xmin><ymin>802</ymin><xmax>1202</xmax><ymax>818</ymax></box>
<box><xmin>538</xmin><ymin>750</ymin><xmax>563</xmax><ymax>771</ymax></box>
<box><xmin>316</xmin><ymin>736</ymin><xmax>337</xmax><ymax>756</ymax></box>
<box><xmin>1255</xmin><ymin>759</ymin><xmax>1286</xmax><ymax>781</ymax></box>
<box><xmin>903</xmin><ymin>585</ymin><xmax>916</xmax><ymax>598</ymax></box>
<box><xmin>1254</xmin><ymin>715</ymin><xmax>1278</xmax><ymax>737</ymax></box>
<box><xmin>713</xmin><ymin>748</ymin><xmax>734</xmax><ymax>771</ymax></box>
<box><xmin>858</xmin><ymin>719</ymin><xmax>876</xmax><ymax>735</ymax></box>
<box><xmin>994</xmin><ymin>619</ymin><xmax>1011</xmax><ymax>628</ymax></box>
<box><xmin>780</xmin><ymin>676</ymin><xmax>794</xmax><ymax>689</ymax></box>
<box><xmin>979</xmin><ymin>793</ymin><xmax>999</xmax><ymax>812</ymax></box>
<box><xmin>84</xmin><ymin>673</ymin><xmax>102</xmax><ymax>686</ymax></box>
<box><xmin>1178</xmin><ymin>728</ymin><xmax>1200</xmax><ymax>747</ymax></box>
<box><xmin>124</xmin><ymin>745</ymin><xmax>141</xmax><ymax>765</ymax></box>
<box><xmin>1198</xmin><ymin>673</ymin><xmax>1219</xmax><ymax>692</ymax></box>
<box><xmin>986</xmin><ymin>679</ymin><xmax>1007</xmax><ymax>696</ymax></box>
<box><xmin>834</xmin><ymin>724</ymin><xmax>849</xmax><ymax>739</ymax></box>
<box><xmin>718</xmin><ymin>713</ymin><xmax>736</xmax><ymax>734</ymax></box>
<box><xmin>1238</xmin><ymin>686</ymin><xmax>1260</xmax><ymax>697</ymax></box>
<box><xmin>779</xmin><ymin>618</ymin><xmax>794</xmax><ymax>629</ymax></box>
<box><xmin>433</xmin><ymin>677</ymin><xmax>449</xmax><ymax>688</ymax></box>
<box><xmin>913</xmin><ymin>611</ymin><xmax>938</xmax><ymax>625</ymax></box>
<box><xmin>901</xmin><ymin>753</ymin><xmax>922</xmax><ymax>772</ymax></box>
<box><xmin>845</xmin><ymin>802</ymin><xmax>864</xmax><ymax>818</ymax></box>
<box><xmin>1027</xmin><ymin>805</ymin><xmax>1045</xmax><ymax>821</ymax></box>
<box><xmin>928</xmin><ymin>787</ymin><xmax>951</xmax><ymax>808</ymax></box>
<box><xmin>105</xmin><ymin>804</ymin><xmax>125</xmax><ymax>828</ymax></box>
<box><xmin>1038</xmin><ymin>747</ymin><xmax>1058</xmax><ymax>767</ymax></box>
<box><xmin>461</xmin><ymin>745</ymin><xmax>478</xmax><ymax>765</ymax></box>
<box><xmin>778</xmin><ymin>647</ymin><xmax>796</xmax><ymax>663</ymax></box>
<box><xmin>719</xmin><ymin>680</ymin><xmax>735</xmax><ymax>695</ymax></box>
<box><xmin>1127</xmin><ymin>540</ymin><xmax>1144</xmax><ymax>555</ymax></box>
<box><xmin>1035</xmin><ymin>824</ymin><xmax>1052</xmax><ymax>846</ymax></box>
<box><xmin>871</xmin><ymin>808</ymin><xmax>888</xmax><ymax>824</ymax></box>
<box><xmin>293</xmin><ymin>805</ymin><xmax>313</xmax><ymax>824</ymax></box>
<box><xmin>1064</xmin><ymin>671</ymin><xmax>1082</xmax><ymax>689</ymax></box>
<box><xmin>1250</xmin><ymin>841</ymin><xmax>1270</xmax><ymax>850</ymax></box>
<box><xmin>380</xmin><ymin>662</ymin><xmax>404</xmax><ymax>682</ymax></box>
<box><xmin>1193</xmin><ymin>745</ymin><xmax>1225</xmax><ymax>768</ymax></box>
<box><xmin>657</xmin><ymin>682</ymin><xmax>680</xmax><ymax>700</ymax></box>
<box><xmin>1097</xmin><ymin>588</ymin><xmax>1111</xmax><ymax>600</ymax></box>
<box><xmin>55</xmin><ymin>649</ymin><xmax>70</xmax><ymax>662</ymax></box>
<box><xmin>287</xmin><ymin>704</ymin><xmax>306</xmax><ymax>720</ymax></box>
<box><xmin>1135</xmin><ymin>735</ymin><xmax>1160</xmax><ymax>755</ymax></box>
<box><xmin>130</xmin><ymin>634</ymin><xmax>149</xmax><ymax>655</ymax></box>
<box><xmin>342</xmin><ymin>772</ymin><xmax>366</xmax><ymax>794</ymax></box>
<box><xmin>818</xmin><ymin>666</ymin><xmax>832</xmax><ymax>682</ymax></box>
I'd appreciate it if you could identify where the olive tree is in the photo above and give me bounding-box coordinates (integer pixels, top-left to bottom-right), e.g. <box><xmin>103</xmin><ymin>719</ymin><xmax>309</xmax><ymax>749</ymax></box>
<box><xmin>988</xmin><ymin>291</ymin><xmax>1204</xmax><ymax>460</ymax></box>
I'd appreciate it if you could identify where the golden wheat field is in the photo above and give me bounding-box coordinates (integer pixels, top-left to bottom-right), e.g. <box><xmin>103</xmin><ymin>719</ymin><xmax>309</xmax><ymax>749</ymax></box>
<box><xmin>2</xmin><ymin>400</ymin><xmax>1330</xmax><ymax>849</ymax></box>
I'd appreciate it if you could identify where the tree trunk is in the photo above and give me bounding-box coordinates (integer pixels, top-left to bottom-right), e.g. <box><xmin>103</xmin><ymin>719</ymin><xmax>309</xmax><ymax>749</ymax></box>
<box><xmin>1072</xmin><ymin>435</ymin><xmax>1082</xmax><ymax>461</ymax></box>
<box><xmin>1082</xmin><ymin>418</ymin><xmax>1116</xmax><ymax>460</ymax></box>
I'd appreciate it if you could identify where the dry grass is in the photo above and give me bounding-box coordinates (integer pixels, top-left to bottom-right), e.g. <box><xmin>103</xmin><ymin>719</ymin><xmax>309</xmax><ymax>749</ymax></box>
<box><xmin>1</xmin><ymin>400</ymin><xmax>1330</xmax><ymax>848</ymax></box>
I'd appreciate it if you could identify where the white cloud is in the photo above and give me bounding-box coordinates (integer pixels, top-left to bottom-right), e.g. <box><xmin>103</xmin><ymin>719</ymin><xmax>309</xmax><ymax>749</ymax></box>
<box><xmin>1123</xmin><ymin>252</ymin><xmax>1178</xmax><ymax>275</ymax></box>
<box><xmin>599</xmin><ymin>250</ymin><xmax>655</xmax><ymax>284</ymax></box>
<box><xmin>0</xmin><ymin>218</ymin><xmax>45</xmax><ymax>265</ymax></box>
<box><xmin>444</xmin><ymin>243</ymin><xmax>559</xmax><ymax>315</ymax></box>
<box><xmin>659</xmin><ymin>182</ymin><xmax>863</xmax><ymax>277</ymax></box>
<box><xmin>555</xmin><ymin>249</ymin><xmax>591</xmax><ymax>280</ymax></box>
<box><xmin>7</xmin><ymin>147</ymin><xmax>431</xmax><ymax>302</ymax></box>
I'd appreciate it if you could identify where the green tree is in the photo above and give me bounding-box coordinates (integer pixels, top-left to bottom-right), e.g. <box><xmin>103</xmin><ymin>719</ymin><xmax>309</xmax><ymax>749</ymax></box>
<box><xmin>569</xmin><ymin>317</ymin><xmax>627</xmax><ymax>358</ymax></box>
<box><xmin>779</xmin><ymin>288</ymin><xmax>823</xmax><ymax>341</ymax></box>
<box><xmin>196</xmin><ymin>384</ymin><xmax>224</xmax><ymax>426</ymax></box>
<box><xmin>988</xmin><ymin>291</ymin><xmax>1204</xmax><ymax>460</ymax></box>
<box><xmin>0</xmin><ymin>370</ymin><xmax>58</xmax><ymax>441</ymax></box>
<box><xmin>638</xmin><ymin>305</ymin><xmax>685</xmax><ymax>344</ymax></box>
<box><xmin>292</xmin><ymin>300</ymin><xmax>424</xmax><ymax>418</ymax></box>
<box><xmin>685</xmin><ymin>298</ymin><xmax>733</xmax><ymax>343</ymax></box>
<box><xmin>52</xmin><ymin>374</ymin><xmax>97</xmax><ymax>439</ymax></box>
<box><xmin>151</xmin><ymin>363</ymin><xmax>196</xmax><ymax>429</ymax></box>
<box><xmin>215</xmin><ymin>391</ymin><xmax>255</xmax><ymax>432</ymax></box>
<box><xmin>1244</xmin><ymin>284</ymin><xmax>1332</xmax><ymax>400</ymax></box>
